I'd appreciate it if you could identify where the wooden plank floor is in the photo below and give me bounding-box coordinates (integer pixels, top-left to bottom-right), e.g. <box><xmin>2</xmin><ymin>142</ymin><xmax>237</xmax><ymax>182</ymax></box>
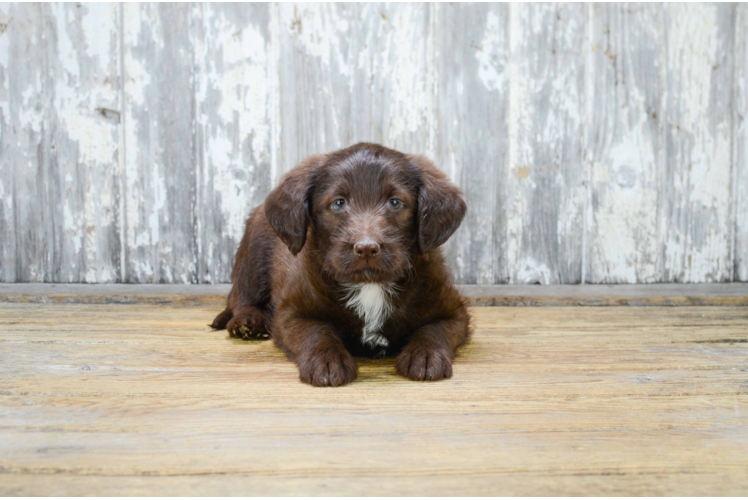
<box><xmin>1</xmin><ymin>302</ymin><xmax>747</xmax><ymax>496</ymax></box>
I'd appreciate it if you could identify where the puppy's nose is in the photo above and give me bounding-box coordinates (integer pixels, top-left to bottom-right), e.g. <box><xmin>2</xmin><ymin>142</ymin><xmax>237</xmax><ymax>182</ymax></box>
<box><xmin>354</xmin><ymin>239</ymin><xmax>380</xmax><ymax>259</ymax></box>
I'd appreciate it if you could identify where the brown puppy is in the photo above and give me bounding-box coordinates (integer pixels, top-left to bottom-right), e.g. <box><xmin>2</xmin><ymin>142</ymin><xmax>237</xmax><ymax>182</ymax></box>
<box><xmin>211</xmin><ymin>143</ymin><xmax>470</xmax><ymax>386</ymax></box>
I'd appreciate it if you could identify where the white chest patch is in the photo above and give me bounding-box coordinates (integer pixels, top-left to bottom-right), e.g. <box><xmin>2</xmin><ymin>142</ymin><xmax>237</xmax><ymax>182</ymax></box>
<box><xmin>342</xmin><ymin>283</ymin><xmax>396</xmax><ymax>348</ymax></box>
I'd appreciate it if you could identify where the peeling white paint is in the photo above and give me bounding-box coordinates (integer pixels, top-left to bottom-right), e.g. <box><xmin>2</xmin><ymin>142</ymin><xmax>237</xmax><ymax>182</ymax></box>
<box><xmin>0</xmin><ymin>8</ymin><xmax>10</xmax><ymax>97</ymax></box>
<box><xmin>193</xmin><ymin>5</ymin><xmax>274</xmax><ymax>283</ymax></box>
<box><xmin>0</xmin><ymin>3</ymin><xmax>744</xmax><ymax>284</ymax></box>
<box><xmin>476</xmin><ymin>11</ymin><xmax>507</xmax><ymax>93</ymax></box>
<box><xmin>516</xmin><ymin>257</ymin><xmax>554</xmax><ymax>285</ymax></box>
<box><xmin>506</xmin><ymin>3</ymin><xmax>586</xmax><ymax>283</ymax></box>
<box><xmin>198</xmin><ymin>8</ymin><xmax>271</xmax><ymax>244</ymax></box>
<box><xmin>586</xmin><ymin>3</ymin><xmax>664</xmax><ymax>284</ymax></box>
<box><xmin>19</xmin><ymin>83</ymin><xmax>43</xmax><ymax>132</ymax></box>
<box><xmin>381</xmin><ymin>6</ymin><xmax>430</xmax><ymax>146</ymax></box>
<box><xmin>295</xmin><ymin>4</ymin><xmax>351</xmax><ymax>78</ymax></box>
<box><xmin>662</xmin><ymin>3</ymin><xmax>733</xmax><ymax>282</ymax></box>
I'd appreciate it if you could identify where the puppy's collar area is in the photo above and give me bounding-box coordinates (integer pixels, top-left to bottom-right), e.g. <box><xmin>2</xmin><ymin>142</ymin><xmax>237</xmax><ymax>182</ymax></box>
<box><xmin>341</xmin><ymin>282</ymin><xmax>397</xmax><ymax>349</ymax></box>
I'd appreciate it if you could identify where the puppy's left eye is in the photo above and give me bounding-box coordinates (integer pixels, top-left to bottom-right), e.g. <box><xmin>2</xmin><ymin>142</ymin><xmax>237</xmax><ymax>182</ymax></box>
<box><xmin>388</xmin><ymin>199</ymin><xmax>403</xmax><ymax>209</ymax></box>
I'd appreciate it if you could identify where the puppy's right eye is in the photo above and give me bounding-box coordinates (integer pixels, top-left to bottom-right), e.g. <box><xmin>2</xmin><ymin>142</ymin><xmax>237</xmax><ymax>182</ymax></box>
<box><xmin>331</xmin><ymin>198</ymin><xmax>346</xmax><ymax>210</ymax></box>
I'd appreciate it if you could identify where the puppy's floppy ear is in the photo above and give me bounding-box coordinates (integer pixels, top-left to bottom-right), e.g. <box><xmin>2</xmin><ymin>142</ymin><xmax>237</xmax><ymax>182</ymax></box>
<box><xmin>264</xmin><ymin>155</ymin><xmax>323</xmax><ymax>255</ymax></box>
<box><xmin>410</xmin><ymin>155</ymin><xmax>467</xmax><ymax>253</ymax></box>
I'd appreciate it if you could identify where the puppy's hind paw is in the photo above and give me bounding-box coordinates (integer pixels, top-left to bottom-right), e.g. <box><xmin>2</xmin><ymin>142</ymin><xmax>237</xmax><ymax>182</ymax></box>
<box><xmin>230</xmin><ymin>323</ymin><xmax>270</xmax><ymax>341</ymax></box>
<box><xmin>226</xmin><ymin>306</ymin><xmax>272</xmax><ymax>341</ymax></box>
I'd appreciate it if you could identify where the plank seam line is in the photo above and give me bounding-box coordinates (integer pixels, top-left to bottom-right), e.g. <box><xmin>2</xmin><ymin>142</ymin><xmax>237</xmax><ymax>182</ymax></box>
<box><xmin>729</xmin><ymin>4</ymin><xmax>740</xmax><ymax>283</ymax></box>
<box><xmin>117</xmin><ymin>2</ymin><xmax>127</xmax><ymax>284</ymax></box>
<box><xmin>657</xmin><ymin>4</ymin><xmax>668</xmax><ymax>283</ymax></box>
<box><xmin>581</xmin><ymin>3</ymin><xmax>594</xmax><ymax>284</ymax></box>
<box><xmin>428</xmin><ymin>3</ymin><xmax>438</xmax><ymax>160</ymax></box>
<box><xmin>506</xmin><ymin>3</ymin><xmax>517</xmax><ymax>284</ymax></box>
<box><xmin>269</xmin><ymin>3</ymin><xmax>280</xmax><ymax>187</ymax></box>
<box><xmin>190</xmin><ymin>4</ymin><xmax>200</xmax><ymax>284</ymax></box>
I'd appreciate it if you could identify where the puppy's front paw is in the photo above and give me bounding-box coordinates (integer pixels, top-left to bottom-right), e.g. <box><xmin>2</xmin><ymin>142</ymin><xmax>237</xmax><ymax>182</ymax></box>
<box><xmin>395</xmin><ymin>342</ymin><xmax>453</xmax><ymax>381</ymax></box>
<box><xmin>299</xmin><ymin>347</ymin><xmax>357</xmax><ymax>387</ymax></box>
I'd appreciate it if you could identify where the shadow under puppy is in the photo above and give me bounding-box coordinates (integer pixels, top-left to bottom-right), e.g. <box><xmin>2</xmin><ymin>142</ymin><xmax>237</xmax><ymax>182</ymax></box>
<box><xmin>211</xmin><ymin>143</ymin><xmax>471</xmax><ymax>386</ymax></box>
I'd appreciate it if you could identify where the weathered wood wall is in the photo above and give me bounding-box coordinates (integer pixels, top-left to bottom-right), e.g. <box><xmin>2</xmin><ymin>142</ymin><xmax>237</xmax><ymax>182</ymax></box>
<box><xmin>0</xmin><ymin>3</ymin><xmax>745</xmax><ymax>284</ymax></box>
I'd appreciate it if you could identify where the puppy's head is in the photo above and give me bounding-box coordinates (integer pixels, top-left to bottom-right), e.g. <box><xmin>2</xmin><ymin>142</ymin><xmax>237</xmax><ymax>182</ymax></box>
<box><xmin>265</xmin><ymin>143</ymin><xmax>466</xmax><ymax>283</ymax></box>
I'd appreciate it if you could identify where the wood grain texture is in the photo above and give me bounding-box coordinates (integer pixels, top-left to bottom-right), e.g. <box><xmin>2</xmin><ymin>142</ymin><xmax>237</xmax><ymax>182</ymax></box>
<box><xmin>1</xmin><ymin>302</ymin><xmax>747</xmax><ymax>495</ymax></box>
<box><xmin>586</xmin><ymin>4</ymin><xmax>662</xmax><ymax>284</ymax></box>
<box><xmin>0</xmin><ymin>4</ymin><xmax>122</xmax><ymax>284</ymax></box>
<box><xmin>48</xmin><ymin>4</ymin><xmax>122</xmax><ymax>284</ymax></box>
<box><xmin>661</xmin><ymin>4</ymin><xmax>735</xmax><ymax>283</ymax></box>
<box><xmin>276</xmin><ymin>3</ymin><xmax>434</xmax><ymax>171</ymax></box>
<box><xmin>0</xmin><ymin>3</ymin><xmax>43</xmax><ymax>283</ymax></box>
<box><xmin>1</xmin><ymin>3</ymin><xmax>747</xmax><ymax>285</ymax></box>
<box><xmin>193</xmin><ymin>3</ymin><xmax>274</xmax><ymax>283</ymax></box>
<box><xmin>506</xmin><ymin>3</ymin><xmax>586</xmax><ymax>284</ymax></box>
<box><xmin>435</xmin><ymin>4</ymin><xmax>508</xmax><ymax>285</ymax></box>
<box><xmin>122</xmin><ymin>3</ymin><xmax>197</xmax><ymax>284</ymax></box>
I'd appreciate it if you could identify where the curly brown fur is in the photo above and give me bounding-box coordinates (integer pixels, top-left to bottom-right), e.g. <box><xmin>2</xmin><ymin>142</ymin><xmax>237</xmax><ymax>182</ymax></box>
<box><xmin>211</xmin><ymin>143</ymin><xmax>471</xmax><ymax>387</ymax></box>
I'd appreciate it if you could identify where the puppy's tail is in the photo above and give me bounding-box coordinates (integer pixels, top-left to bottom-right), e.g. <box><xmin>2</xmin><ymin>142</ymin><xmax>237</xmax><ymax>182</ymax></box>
<box><xmin>209</xmin><ymin>308</ymin><xmax>233</xmax><ymax>330</ymax></box>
